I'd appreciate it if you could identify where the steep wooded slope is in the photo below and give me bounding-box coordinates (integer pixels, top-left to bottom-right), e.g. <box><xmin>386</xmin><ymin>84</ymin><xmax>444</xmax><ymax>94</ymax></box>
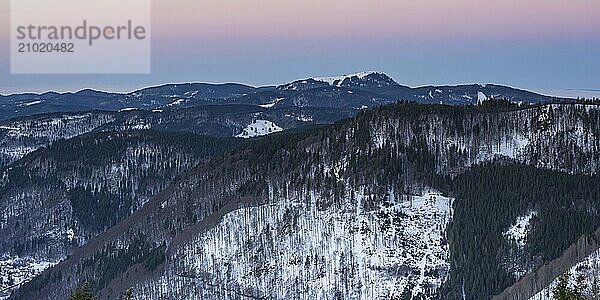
<box><xmin>0</xmin><ymin>131</ymin><xmax>240</xmax><ymax>297</ymax></box>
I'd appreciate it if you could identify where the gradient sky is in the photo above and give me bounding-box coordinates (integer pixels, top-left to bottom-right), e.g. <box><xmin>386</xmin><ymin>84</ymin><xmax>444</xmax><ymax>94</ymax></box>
<box><xmin>1</xmin><ymin>0</ymin><xmax>599</xmax><ymax>96</ymax></box>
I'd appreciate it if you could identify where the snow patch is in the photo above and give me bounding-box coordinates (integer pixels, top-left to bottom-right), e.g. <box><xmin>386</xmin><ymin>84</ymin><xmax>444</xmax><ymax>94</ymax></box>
<box><xmin>66</xmin><ymin>229</ymin><xmax>75</xmax><ymax>242</ymax></box>
<box><xmin>478</xmin><ymin>92</ymin><xmax>488</xmax><ymax>103</ymax></box>
<box><xmin>130</xmin><ymin>123</ymin><xmax>151</xmax><ymax>130</ymax></box>
<box><xmin>475</xmin><ymin>135</ymin><xmax>530</xmax><ymax>162</ymax></box>
<box><xmin>0</xmin><ymin>126</ymin><xmax>20</xmax><ymax>131</ymax></box>
<box><xmin>167</xmin><ymin>99</ymin><xmax>186</xmax><ymax>107</ymax></box>
<box><xmin>259</xmin><ymin>98</ymin><xmax>285</xmax><ymax>108</ymax></box>
<box><xmin>296</xmin><ymin>115</ymin><xmax>313</xmax><ymax>122</ymax></box>
<box><xmin>235</xmin><ymin>120</ymin><xmax>283</xmax><ymax>138</ymax></box>
<box><xmin>505</xmin><ymin>211</ymin><xmax>537</xmax><ymax>248</ymax></box>
<box><xmin>20</xmin><ymin>101</ymin><xmax>43</xmax><ymax>107</ymax></box>
<box><xmin>118</xmin><ymin>107</ymin><xmax>137</xmax><ymax>112</ymax></box>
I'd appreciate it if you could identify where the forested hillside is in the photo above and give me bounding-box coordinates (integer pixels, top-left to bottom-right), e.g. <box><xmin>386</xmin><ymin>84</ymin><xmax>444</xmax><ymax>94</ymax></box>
<box><xmin>0</xmin><ymin>112</ymin><xmax>115</xmax><ymax>169</ymax></box>
<box><xmin>11</xmin><ymin>103</ymin><xmax>599</xmax><ymax>300</ymax></box>
<box><xmin>437</xmin><ymin>164</ymin><xmax>600</xmax><ymax>299</ymax></box>
<box><xmin>101</xmin><ymin>105</ymin><xmax>354</xmax><ymax>137</ymax></box>
<box><xmin>0</xmin><ymin>131</ymin><xmax>240</xmax><ymax>297</ymax></box>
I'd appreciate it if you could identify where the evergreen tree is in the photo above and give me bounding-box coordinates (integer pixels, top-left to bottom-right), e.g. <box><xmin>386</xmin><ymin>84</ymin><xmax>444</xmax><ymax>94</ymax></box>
<box><xmin>553</xmin><ymin>272</ymin><xmax>585</xmax><ymax>300</ymax></box>
<box><xmin>553</xmin><ymin>273</ymin><xmax>572</xmax><ymax>300</ymax></box>
<box><xmin>70</xmin><ymin>282</ymin><xmax>96</xmax><ymax>300</ymax></box>
<box><xmin>121</xmin><ymin>288</ymin><xmax>134</xmax><ymax>300</ymax></box>
<box><xmin>574</xmin><ymin>274</ymin><xmax>587</xmax><ymax>299</ymax></box>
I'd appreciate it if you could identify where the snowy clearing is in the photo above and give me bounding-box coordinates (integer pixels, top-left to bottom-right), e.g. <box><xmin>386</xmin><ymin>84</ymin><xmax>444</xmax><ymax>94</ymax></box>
<box><xmin>504</xmin><ymin>211</ymin><xmax>537</xmax><ymax>249</ymax></box>
<box><xmin>235</xmin><ymin>120</ymin><xmax>283</xmax><ymax>138</ymax></box>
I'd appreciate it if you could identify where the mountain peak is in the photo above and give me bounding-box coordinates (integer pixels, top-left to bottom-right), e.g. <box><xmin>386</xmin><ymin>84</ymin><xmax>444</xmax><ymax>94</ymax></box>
<box><xmin>312</xmin><ymin>71</ymin><xmax>399</xmax><ymax>88</ymax></box>
<box><xmin>313</xmin><ymin>71</ymin><xmax>378</xmax><ymax>86</ymax></box>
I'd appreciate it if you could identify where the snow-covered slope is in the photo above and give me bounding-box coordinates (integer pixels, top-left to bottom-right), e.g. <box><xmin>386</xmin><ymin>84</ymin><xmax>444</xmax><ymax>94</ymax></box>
<box><xmin>311</xmin><ymin>72</ymin><xmax>401</xmax><ymax>90</ymax></box>
<box><xmin>313</xmin><ymin>72</ymin><xmax>378</xmax><ymax>87</ymax></box>
<box><xmin>235</xmin><ymin>120</ymin><xmax>283</xmax><ymax>138</ymax></box>
<box><xmin>0</xmin><ymin>257</ymin><xmax>59</xmax><ymax>300</ymax></box>
<box><xmin>136</xmin><ymin>190</ymin><xmax>453</xmax><ymax>300</ymax></box>
<box><xmin>477</xmin><ymin>91</ymin><xmax>488</xmax><ymax>104</ymax></box>
<box><xmin>502</xmin><ymin>211</ymin><xmax>538</xmax><ymax>280</ymax></box>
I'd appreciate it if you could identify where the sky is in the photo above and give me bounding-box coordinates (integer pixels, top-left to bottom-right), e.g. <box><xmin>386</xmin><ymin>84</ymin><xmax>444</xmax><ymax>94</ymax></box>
<box><xmin>1</xmin><ymin>0</ymin><xmax>599</xmax><ymax>96</ymax></box>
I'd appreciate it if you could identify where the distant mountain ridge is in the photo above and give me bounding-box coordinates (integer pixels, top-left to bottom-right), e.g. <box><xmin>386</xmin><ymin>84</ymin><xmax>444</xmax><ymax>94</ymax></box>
<box><xmin>0</xmin><ymin>72</ymin><xmax>570</xmax><ymax>121</ymax></box>
<box><xmin>0</xmin><ymin>72</ymin><xmax>577</xmax><ymax>175</ymax></box>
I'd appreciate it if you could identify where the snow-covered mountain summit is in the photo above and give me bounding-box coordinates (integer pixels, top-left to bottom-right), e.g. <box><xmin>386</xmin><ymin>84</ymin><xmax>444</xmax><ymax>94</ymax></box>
<box><xmin>312</xmin><ymin>71</ymin><xmax>400</xmax><ymax>88</ymax></box>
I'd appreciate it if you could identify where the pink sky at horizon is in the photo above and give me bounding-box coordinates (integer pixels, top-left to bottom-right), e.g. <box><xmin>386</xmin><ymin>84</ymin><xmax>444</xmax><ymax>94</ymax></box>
<box><xmin>1</xmin><ymin>0</ymin><xmax>599</xmax><ymax>41</ymax></box>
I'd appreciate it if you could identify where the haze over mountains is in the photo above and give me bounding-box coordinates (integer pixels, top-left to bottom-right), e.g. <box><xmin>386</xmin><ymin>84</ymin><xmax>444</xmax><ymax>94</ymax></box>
<box><xmin>1</xmin><ymin>72</ymin><xmax>599</xmax><ymax>300</ymax></box>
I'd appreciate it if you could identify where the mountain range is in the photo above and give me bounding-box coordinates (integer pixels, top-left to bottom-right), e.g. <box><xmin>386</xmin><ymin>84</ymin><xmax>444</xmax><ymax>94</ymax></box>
<box><xmin>0</xmin><ymin>72</ymin><xmax>568</xmax><ymax>121</ymax></box>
